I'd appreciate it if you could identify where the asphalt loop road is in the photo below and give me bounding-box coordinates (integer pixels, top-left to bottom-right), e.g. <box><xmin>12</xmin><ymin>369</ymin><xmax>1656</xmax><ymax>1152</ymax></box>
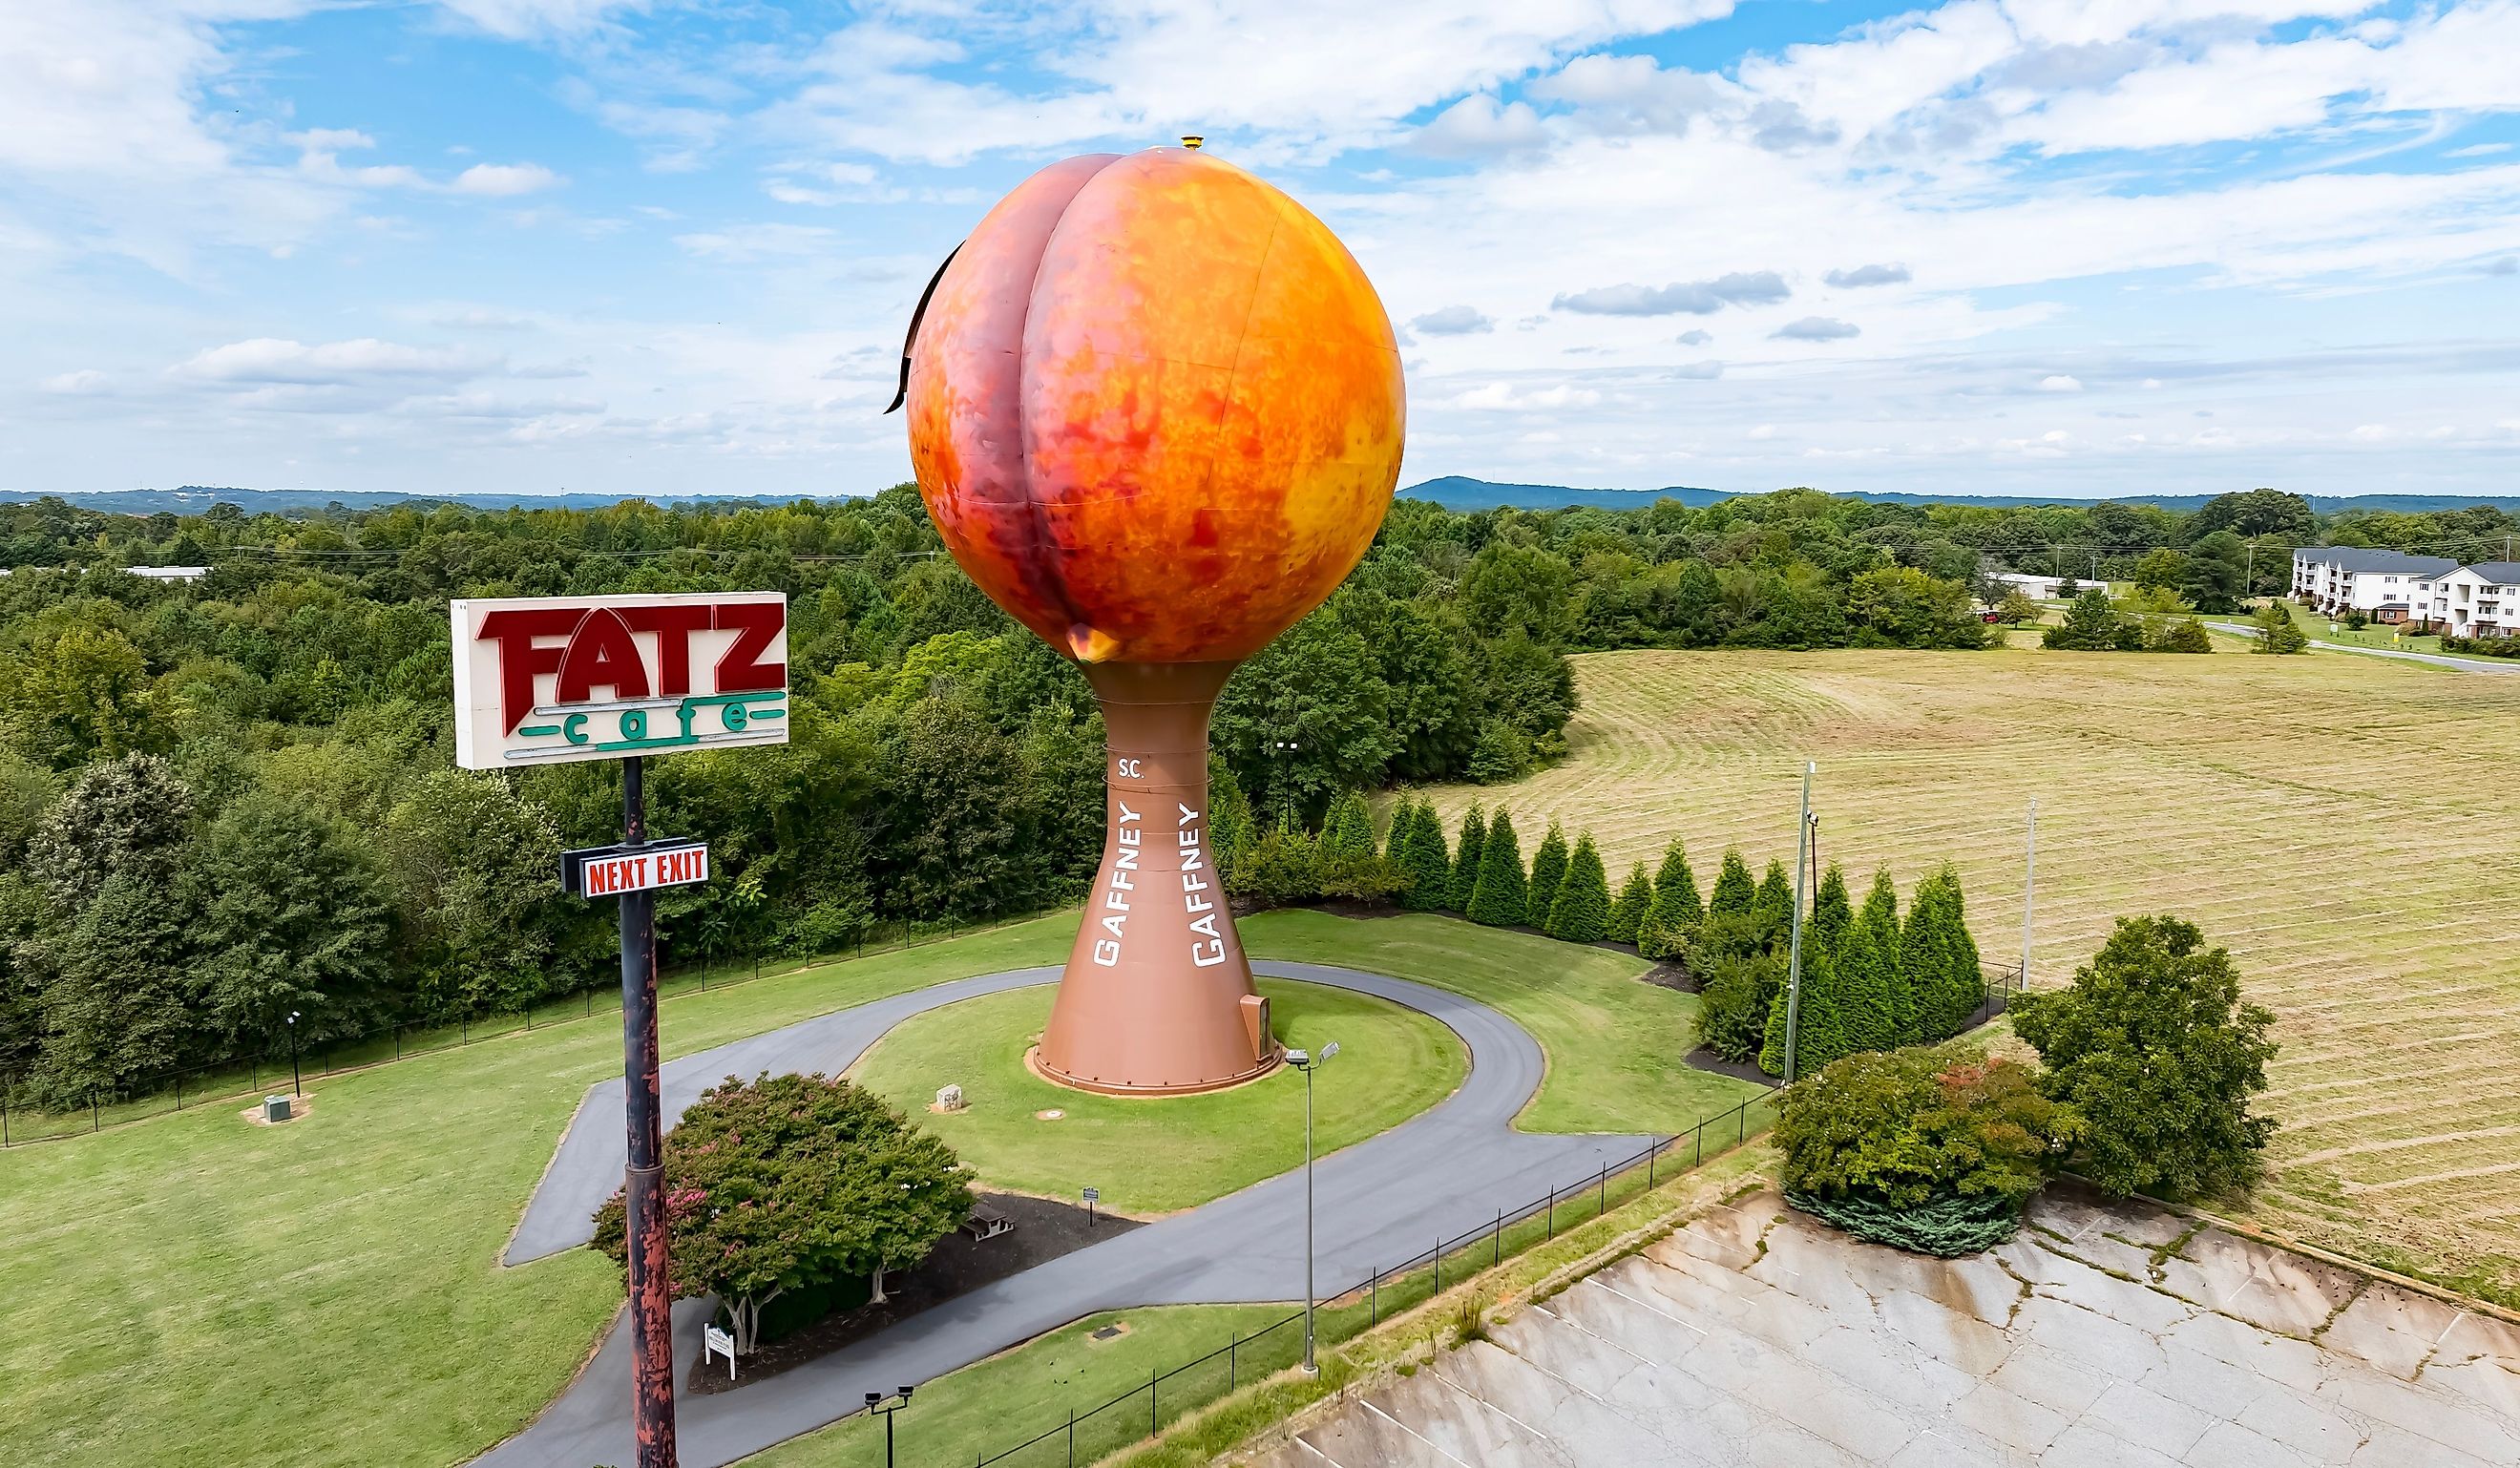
<box><xmin>476</xmin><ymin>961</ymin><xmax>1657</xmax><ymax>1468</ymax></box>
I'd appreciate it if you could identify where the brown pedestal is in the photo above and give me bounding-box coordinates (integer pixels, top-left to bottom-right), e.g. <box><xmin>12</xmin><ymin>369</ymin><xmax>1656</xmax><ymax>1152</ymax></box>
<box><xmin>1036</xmin><ymin>661</ymin><xmax>1281</xmax><ymax>1095</ymax></box>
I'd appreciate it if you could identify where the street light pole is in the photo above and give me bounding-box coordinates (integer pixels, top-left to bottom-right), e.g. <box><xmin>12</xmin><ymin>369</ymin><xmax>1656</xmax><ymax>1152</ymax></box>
<box><xmin>286</xmin><ymin>1011</ymin><xmax>302</xmax><ymax>1098</ymax></box>
<box><xmin>865</xmin><ymin>1387</ymin><xmax>913</xmax><ymax>1468</ymax></box>
<box><xmin>1780</xmin><ymin>763</ymin><xmax>1814</xmax><ymax>1083</ymax></box>
<box><xmin>1289</xmin><ymin>1040</ymin><xmax>1338</xmax><ymax>1375</ymax></box>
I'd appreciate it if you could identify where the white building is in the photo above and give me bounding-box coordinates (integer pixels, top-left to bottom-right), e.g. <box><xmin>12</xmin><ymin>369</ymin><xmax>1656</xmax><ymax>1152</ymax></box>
<box><xmin>2416</xmin><ymin>562</ymin><xmax>2520</xmax><ymax>639</ymax></box>
<box><xmin>2290</xmin><ymin>549</ymin><xmax>2458</xmax><ymax>623</ymax></box>
<box><xmin>1985</xmin><ymin>571</ymin><xmax>2098</xmax><ymax>600</ymax></box>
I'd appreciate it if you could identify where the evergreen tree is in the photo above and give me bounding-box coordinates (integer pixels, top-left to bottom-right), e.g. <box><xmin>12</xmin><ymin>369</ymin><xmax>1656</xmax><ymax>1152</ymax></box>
<box><xmin>1320</xmin><ymin>790</ymin><xmax>1377</xmax><ymax>864</ymax></box>
<box><xmin>1526</xmin><ymin>820</ymin><xmax>1570</xmax><ymax>923</ymax></box>
<box><xmin>1208</xmin><ymin>753</ymin><xmax>1255</xmax><ymax>890</ymax></box>
<box><xmin>1759</xmin><ymin>944</ymin><xmax>1849</xmax><ymax>1080</ymax></box>
<box><xmin>1449</xmin><ymin>803</ymin><xmax>1487</xmax><ymax>912</ymax></box>
<box><xmin>1835</xmin><ymin>909</ymin><xmax>1894</xmax><ymax>1054</ymax></box>
<box><xmin>1901</xmin><ymin>864</ymin><xmax>1984</xmax><ymax>1038</ymax></box>
<box><xmin>1545</xmin><ymin>831</ymin><xmax>1611</xmax><ymax>942</ymax></box>
<box><xmin>1466</xmin><ymin>809</ymin><xmax>1528</xmax><ymax>927</ymax></box>
<box><xmin>1811</xmin><ymin>864</ymin><xmax>1853</xmax><ymax>959</ymax></box>
<box><xmin>1858</xmin><ymin>868</ymin><xmax>1918</xmax><ymax>1044</ymax></box>
<box><xmin>1607</xmin><ymin>861</ymin><xmax>1652</xmax><ymax>946</ymax></box>
<box><xmin>1638</xmin><ymin>837</ymin><xmax>1704</xmax><ymax>959</ymax></box>
<box><xmin>1752</xmin><ymin>858</ymin><xmax>1794</xmax><ymax>952</ymax></box>
<box><xmin>1395</xmin><ymin>800</ymin><xmax>1453</xmax><ymax>912</ymax></box>
<box><xmin>1707</xmin><ymin>849</ymin><xmax>1755</xmax><ymax>921</ymax></box>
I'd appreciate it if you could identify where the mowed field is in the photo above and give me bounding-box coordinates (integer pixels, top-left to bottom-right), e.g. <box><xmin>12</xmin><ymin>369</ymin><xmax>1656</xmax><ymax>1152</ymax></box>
<box><xmin>1418</xmin><ymin>646</ymin><xmax>2520</xmax><ymax>1301</ymax></box>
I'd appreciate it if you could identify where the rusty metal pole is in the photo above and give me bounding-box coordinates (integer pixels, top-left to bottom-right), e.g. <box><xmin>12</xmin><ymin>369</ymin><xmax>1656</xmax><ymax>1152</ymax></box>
<box><xmin>619</xmin><ymin>755</ymin><xmax>678</xmax><ymax>1467</ymax></box>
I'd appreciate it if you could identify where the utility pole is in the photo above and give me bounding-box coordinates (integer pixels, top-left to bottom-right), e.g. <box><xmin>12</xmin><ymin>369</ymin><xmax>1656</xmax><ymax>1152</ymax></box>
<box><xmin>1290</xmin><ymin>1041</ymin><xmax>1337</xmax><ymax>1375</ymax></box>
<box><xmin>2021</xmin><ymin>800</ymin><xmax>2037</xmax><ymax>993</ymax></box>
<box><xmin>1781</xmin><ymin>762</ymin><xmax>1814</xmax><ymax>1084</ymax></box>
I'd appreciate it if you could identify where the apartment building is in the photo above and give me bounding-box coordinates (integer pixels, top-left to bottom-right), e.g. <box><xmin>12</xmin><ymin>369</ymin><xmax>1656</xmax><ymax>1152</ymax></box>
<box><xmin>2418</xmin><ymin>562</ymin><xmax>2520</xmax><ymax>638</ymax></box>
<box><xmin>2290</xmin><ymin>549</ymin><xmax>2459</xmax><ymax>624</ymax></box>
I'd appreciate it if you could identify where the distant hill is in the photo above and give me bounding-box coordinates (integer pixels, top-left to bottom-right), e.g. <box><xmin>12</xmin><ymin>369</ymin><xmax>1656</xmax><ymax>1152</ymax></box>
<box><xmin>3</xmin><ymin>479</ymin><xmax>2504</xmax><ymax>518</ymax></box>
<box><xmin>0</xmin><ymin>486</ymin><xmax>866</xmax><ymax>515</ymax></box>
<box><xmin>1400</xmin><ymin>476</ymin><xmax>2508</xmax><ymax>515</ymax></box>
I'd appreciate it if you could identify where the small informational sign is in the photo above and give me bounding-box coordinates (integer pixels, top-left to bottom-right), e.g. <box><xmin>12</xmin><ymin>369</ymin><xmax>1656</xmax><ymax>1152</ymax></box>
<box><xmin>1082</xmin><ymin>1185</ymin><xmax>1099</xmax><ymax>1227</ymax></box>
<box><xmin>704</xmin><ymin>1323</ymin><xmax>736</xmax><ymax>1380</ymax></box>
<box><xmin>561</xmin><ymin>842</ymin><xmax>710</xmax><ymax>897</ymax></box>
<box><xmin>450</xmin><ymin>592</ymin><xmax>788</xmax><ymax>769</ymax></box>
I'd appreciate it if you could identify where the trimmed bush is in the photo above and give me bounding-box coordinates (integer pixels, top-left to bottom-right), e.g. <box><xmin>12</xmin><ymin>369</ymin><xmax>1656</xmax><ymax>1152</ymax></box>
<box><xmin>1637</xmin><ymin>838</ymin><xmax>1705</xmax><ymax>960</ymax></box>
<box><xmin>1901</xmin><ymin>863</ymin><xmax>1984</xmax><ymax>1039</ymax></box>
<box><xmin>1786</xmin><ymin>1189</ymin><xmax>2024</xmax><ymax>1258</ymax></box>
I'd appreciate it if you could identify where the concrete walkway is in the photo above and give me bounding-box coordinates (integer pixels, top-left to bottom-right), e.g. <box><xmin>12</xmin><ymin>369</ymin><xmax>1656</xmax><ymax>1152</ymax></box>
<box><xmin>2207</xmin><ymin>621</ymin><xmax>2520</xmax><ymax>674</ymax></box>
<box><xmin>475</xmin><ymin>961</ymin><xmax>1657</xmax><ymax>1468</ymax></box>
<box><xmin>1262</xmin><ymin>1185</ymin><xmax>2520</xmax><ymax>1468</ymax></box>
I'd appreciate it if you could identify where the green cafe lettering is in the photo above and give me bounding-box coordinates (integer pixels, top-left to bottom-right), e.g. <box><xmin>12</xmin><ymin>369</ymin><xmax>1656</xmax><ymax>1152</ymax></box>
<box><xmin>451</xmin><ymin>593</ymin><xmax>791</xmax><ymax>770</ymax></box>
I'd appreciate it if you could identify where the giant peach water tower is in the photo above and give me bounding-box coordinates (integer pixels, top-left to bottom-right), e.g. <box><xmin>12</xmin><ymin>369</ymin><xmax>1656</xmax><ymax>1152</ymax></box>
<box><xmin>898</xmin><ymin>144</ymin><xmax>1405</xmax><ymax>1093</ymax></box>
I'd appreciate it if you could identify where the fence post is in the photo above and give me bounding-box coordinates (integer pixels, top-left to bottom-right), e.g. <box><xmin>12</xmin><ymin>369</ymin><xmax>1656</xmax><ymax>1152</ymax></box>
<box><xmin>1648</xmin><ymin>1136</ymin><xmax>1656</xmax><ymax>1187</ymax></box>
<box><xmin>92</xmin><ymin>1092</ymin><xmax>100</xmax><ymax>1131</ymax></box>
<box><xmin>1547</xmin><ymin>1186</ymin><xmax>1556</xmax><ymax>1238</ymax></box>
<box><xmin>1150</xmin><ymin>1367</ymin><xmax>1158</xmax><ymax>1437</ymax></box>
<box><xmin>395</xmin><ymin>1026</ymin><xmax>404</xmax><ymax>1060</ymax></box>
<box><xmin>1067</xmin><ymin>1407</ymin><xmax>1075</xmax><ymax>1468</ymax></box>
<box><xmin>1433</xmin><ymin>1237</ymin><xmax>1441</xmax><ymax>1293</ymax></box>
<box><xmin>1739</xmin><ymin>1101</ymin><xmax>1746</xmax><ymax>1143</ymax></box>
<box><xmin>1599</xmin><ymin>1163</ymin><xmax>1608</xmax><ymax>1217</ymax></box>
<box><xmin>1695</xmin><ymin>1120</ymin><xmax>1703</xmax><ymax>1165</ymax></box>
<box><xmin>1372</xmin><ymin>1267</ymin><xmax>1378</xmax><ymax>1324</ymax></box>
<box><xmin>1230</xmin><ymin>1330</ymin><xmax>1237</xmax><ymax>1389</ymax></box>
<box><xmin>175</xmin><ymin>1073</ymin><xmax>182</xmax><ymax>1111</ymax></box>
<box><xmin>1493</xmin><ymin>1207</ymin><xmax>1502</xmax><ymax>1268</ymax></box>
<box><xmin>462</xmin><ymin>1017</ymin><xmax>469</xmax><ymax>1044</ymax></box>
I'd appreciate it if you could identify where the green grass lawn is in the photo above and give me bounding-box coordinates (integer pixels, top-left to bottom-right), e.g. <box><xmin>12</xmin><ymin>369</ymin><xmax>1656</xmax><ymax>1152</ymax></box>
<box><xmin>0</xmin><ymin>906</ymin><xmax>1754</xmax><ymax>1467</ymax></box>
<box><xmin>0</xmin><ymin>914</ymin><xmax>1077</xmax><ymax>1468</ymax></box>
<box><xmin>1242</xmin><ymin>911</ymin><xmax>1769</xmax><ymax>1136</ymax></box>
<box><xmin>850</xmin><ymin>978</ymin><xmax>1467</xmax><ymax>1215</ymax></box>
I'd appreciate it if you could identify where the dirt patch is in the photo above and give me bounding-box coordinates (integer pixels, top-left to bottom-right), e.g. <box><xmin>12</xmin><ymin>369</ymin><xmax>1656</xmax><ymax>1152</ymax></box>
<box><xmin>1639</xmin><ymin>957</ymin><xmax>1698</xmax><ymax>992</ymax></box>
<box><xmin>1684</xmin><ymin>1048</ymin><xmax>1772</xmax><ymax>1086</ymax></box>
<box><xmin>692</xmin><ymin>1192</ymin><xmax>1141</xmax><ymax>1395</ymax></box>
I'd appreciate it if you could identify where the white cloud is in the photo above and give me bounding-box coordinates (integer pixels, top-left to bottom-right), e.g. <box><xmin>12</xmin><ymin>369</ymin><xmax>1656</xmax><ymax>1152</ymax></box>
<box><xmin>432</xmin><ymin>0</ymin><xmax>646</xmax><ymax>40</ymax></box>
<box><xmin>1411</xmin><ymin>304</ymin><xmax>1495</xmax><ymax>335</ymax></box>
<box><xmin>2039</xmin><ymin>373</ymin><xmax>2083</xmax><ymax>391</ymax></box>
<box><xmin>171</xmin><ymin>338</ymin><xmax>490</xmax><ymax>386</ymax></box>
<box><xmin>1554</xmin><ymin>272</ymin><xmax>1790</xmax><ymax>316</ymax></box>
<box><xmin>1675</xmin><ymin>329</ymin><xmax>1712</xmax><ymax>346</ymax></box>
<box><xmin>1825</xmin><ymin>262</ymin><xmax>1910</xmax><ymax>287</ymax></box>
<box><xmin>1772</xmin><ymin>316</ymin><xmax>1860</xmax><ymax>342</ymax></box>
<box><xmin>39</xmin><ymin>369</ymin><xmax>108</xmax><ymax>394</ymax></box>
<box><xmin>452</xmin><ymin>162</ymin><xmax>563</xmax><ymax>197</ymax></box>
<box><xmin>1414</xmin><ymin>95</ymin><xmax>1549</xmax><ymax>158</ymax></box>
<box><xmin>673</xmin><ymin>223</ymin><xmax>837</xmax><ymax>262</ymax></box>
<box><xmin>1451</xmin><ymin>382</ymin><xmax>1604</xmax><ymax>411</ymax></box>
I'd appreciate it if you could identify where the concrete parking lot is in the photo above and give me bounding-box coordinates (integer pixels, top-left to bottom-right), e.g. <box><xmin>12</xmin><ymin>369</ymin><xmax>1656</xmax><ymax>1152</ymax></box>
<box><xmin>1256</xmin><ymin>1185</ymin><xmax>2520</xmax><ymax>1467</ymax></box>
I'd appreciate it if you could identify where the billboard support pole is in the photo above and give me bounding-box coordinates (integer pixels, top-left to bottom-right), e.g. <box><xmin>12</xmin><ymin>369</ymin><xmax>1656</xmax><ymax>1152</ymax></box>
<box><xmin>619</xmin><ymin>753</ymin><xmax>678</xmax><ymax>1467</ymax></box>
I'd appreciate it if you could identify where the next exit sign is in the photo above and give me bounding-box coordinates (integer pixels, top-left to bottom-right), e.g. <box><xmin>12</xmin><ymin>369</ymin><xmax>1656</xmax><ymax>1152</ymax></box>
<box><xmin>562</xmin><ymin>842</ymin><xmax>711</xmax><ymax>898</ymax></box>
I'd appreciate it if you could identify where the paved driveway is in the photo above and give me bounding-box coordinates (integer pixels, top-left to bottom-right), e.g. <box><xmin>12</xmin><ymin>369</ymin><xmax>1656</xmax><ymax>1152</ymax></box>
<box><xmin>475</xmin><ymin>961</ymin><xmax>1655</xmax><ymax>1468</ymax></box>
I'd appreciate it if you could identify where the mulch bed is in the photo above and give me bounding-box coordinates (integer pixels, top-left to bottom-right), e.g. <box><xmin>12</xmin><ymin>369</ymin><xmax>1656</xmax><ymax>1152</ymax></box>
<box><xmin>1683</xmin><ymin>1047</ymin><xmax>1772</xmax><ymax>1085</ymax></box>
<box><xmin>691</xmin><ymin>1192</ymin><xmax>1139</xmax><ymax>1394</ymax></box>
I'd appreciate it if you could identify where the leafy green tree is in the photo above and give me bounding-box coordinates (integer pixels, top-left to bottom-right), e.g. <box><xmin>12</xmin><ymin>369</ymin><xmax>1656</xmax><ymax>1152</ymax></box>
<box><xmin>877</xmin><ymin>694</ymin><xmax>1034</xmax><ymax>923</ymax></box>
<box><xmin>1228</xmin><ymin>823</ymin><xmax>1323</xmax><ymax>908</ymax></box>
<box><xmin>2009</xmin><ymin>915</ymin><xmax>2278</xmax><ymax>1200</ymax></box>
<box><xmin>2251</xmin><ymin>603</ymin><xmax>2309</xmax><ymax>654</ymax></box>
<box><xmin>1606</xmin><ymin>861</ymin><xmax>1652</xmax><ymax>946</ymax></box>
<box><xmin>1394</xmin><ymin>799</ymin><xmax>1452</xmax><ymax>912</ymax></box>
<box><xmin>23</xmin><ymin>870</ymin><xmax>202</xmax><ymax>1103</ymax></box>
<box><xmin>1775</xmin><ymin>1044</ymin><xmax>2082</xmax><ymax>1255</ymax></box>
<box><xmin>24</xmin><ymin>751</ymin><xmax>193</xmax><ymax>910</ymax></box>
<box><xmin>1845</xmin><ymin>566</ymin><xmax>1990</xmax><ymax>649</ymax></box>
<box><xmin>2043</xmin><ymin>588</ymin><xmax>2144</xmax><ymax>651</ymax></box>
<box><xmin>2182</xmin><ymin>531</ymin><xmax>2250</xmax><ymax>613</ymax></box>
<box><xmin>187</xmin><ymin>789</ymin><xmax>397</xmax><ymax>1048</ymax></box>
<box><xmin>1900</xmin><ymin>863</ymin><xmax>1984</xmax><ymax>1039</ymax></box>
<box><xmin>1692</xmin><ymin>952</ymin><xmax>1781</xmax><ymax>1064</ymax></box>
<box><xmin>383</xmin><ymin>769</ymin><xmax>571</xmax><ymax>1018</ymax></box>
<box><xmin>1465</xmin><ymin>808</ymin><xmax>1527</xmax><ymax>927</ymax></box>
<box><xmin>1449</xmin><ymin>804</ymin><xmax>1487</xmax><ymax>912</ymax></box>
<box><xmin>2147</xmin><ymin>617</ymin><xmax>2213</xmax><ymax>654</ymax></box>
<box><xmin>1526</xmin><ymin>820</ymin><xmax>1570</xmax><ymax>923</ymax></box>
<box><xmin>2</xmin><ymin>621</ymin><xmax>164</xmax><ymax>768</ymax></box>
<box><xmin>1545</xmin><ymin>832</ymin><xmax>1610</xmax><ymax>942</ymax></box>
<box><xmin>1464</xmin><ymin>720</ymin><xmax>1533</xmax><ymax>785</ymax></box>
<box><xmin>1214</xmin><ymin>615</ymin><xmax>1400</xmax><ymax>821</ymax></box>
<box><xmin>2132</xmin><ymin>548</ymin><xmax>2189</xmax><ymax>591</ymax></box>
<box><xmin>1995</xmin><ymin>589</ymin><xmax>2042</xmax><ymax>626</ymax></box>
<box><xmin>594</xmin><ymin>1072</ymin><xmax>973</xmax><ymax>1353</ymax></box>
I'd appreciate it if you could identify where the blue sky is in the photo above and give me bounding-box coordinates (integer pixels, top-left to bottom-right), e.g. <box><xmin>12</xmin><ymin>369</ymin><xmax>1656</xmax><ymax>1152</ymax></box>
<box><xmin>8</xmin><ymin>1</ymin><xmax>2518</xmax><ymax>501</ymax></box>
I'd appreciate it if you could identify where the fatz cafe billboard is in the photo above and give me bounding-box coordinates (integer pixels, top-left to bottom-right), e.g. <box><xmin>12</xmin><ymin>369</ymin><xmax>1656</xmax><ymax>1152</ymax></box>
<box><xmin>451</xmin><ymin>592</ymin><xmax>789</xmax><ymax>769</ymax></box>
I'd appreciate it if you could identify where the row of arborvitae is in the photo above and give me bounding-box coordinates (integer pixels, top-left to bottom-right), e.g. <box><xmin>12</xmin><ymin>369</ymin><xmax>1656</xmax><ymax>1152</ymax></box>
<box><xmin>1774</xmin><ymin>914</ymin><xmax>2278</xmax><ymax>1257</ymax></box>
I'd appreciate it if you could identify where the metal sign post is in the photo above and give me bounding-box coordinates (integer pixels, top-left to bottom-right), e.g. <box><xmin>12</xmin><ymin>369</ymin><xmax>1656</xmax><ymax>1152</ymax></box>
<box><xmin>451</xmin><ymin>590</ymin><xmax>788</xmax><ymax>1468</ymax></box>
